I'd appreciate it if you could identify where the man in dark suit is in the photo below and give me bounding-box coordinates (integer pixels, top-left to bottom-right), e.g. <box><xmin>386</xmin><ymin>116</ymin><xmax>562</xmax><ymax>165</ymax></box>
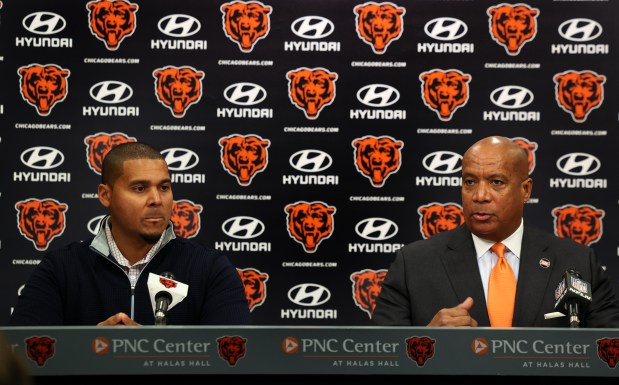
<box><xmin>372</xmin><ymin>136</ymin><xmax>619</xmax><ymax>327</ymax></box>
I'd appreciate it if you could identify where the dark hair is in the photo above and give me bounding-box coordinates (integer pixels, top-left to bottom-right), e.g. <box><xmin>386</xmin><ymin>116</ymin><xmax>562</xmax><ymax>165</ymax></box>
<box><xmin>101</xmin><ymin>142</ymin><xmax>166</xmax><ymax>186</ymax></box>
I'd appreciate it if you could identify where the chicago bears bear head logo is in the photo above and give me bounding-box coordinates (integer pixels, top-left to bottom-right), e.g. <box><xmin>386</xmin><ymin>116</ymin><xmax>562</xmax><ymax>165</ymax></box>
<box><xmin>221</xmin><ymin>1</ymin><xmax>271</xmax><ymax>53</ymax></box>
<box><xmin>418</xmin><ymin>202</ymin><xmax>463</xmax><ymax>239</ymax></box>
<box><xmin>405</xmin><ymin>337</ymin><xmax>435</xmax><ymax>367</ymax></box>
<box><xmin>420</xmin><ymin>69</ymin><xmax>471</xmax><ymax>121</ymax></box>
<box><xmin>511</xmin><ymin>137</ymin><xmax>537</xmax><ymax>174</ymax></box>
<box><xmin>217</xmin><ymin>336</ymin><xmax>247</xmax><ymax>366</ymax></box>
<box><xmin>554</xmin><ymin>70</ymin><xmax>605</xmax><ymax>123</ymax></box>
<box><xmin>287</xmin><ymin>67</ymin><xmax>338</xmax><ymax>120</ymax></box>
<box><xmin>219</xmin><ymin>134</ymin><xmax>270</xmax><ymax>186</ymax></box>
<box><xmin>25</xmin><ymin>336</ymin><xmax>56</xmax><ymax>367</ymax></box>
<box><xmin>597</xmin><ymin>338</ymin><xmax>619</xmax><ymax>369</ymax></box>
<box><xmin>18</xmin><ymin>64</ymin><xmax>70</xmax><ymax>116</ymax></box>
<box><xmin>552</xmin><ymin>204</ymin><xmax>605</xmax><ymax>246</ymax></box>
<box><xmin>171</xmin><ymin>200</ymin><xmax>203</xmax><ymax>239</ymax></box>
<box><xmin>84</xmin><ymin>132</ymin><xmax>136</xmax><ymax>175</ymax></box>
<box><xmin>350</xmin><ymin>269</ymin><xmax>387</xmax><ymax>318</ymax></box>
<box><xmin>354</xmin><ymin>2</ymin><xmax>406</xmax><ymax>54</ymax></box>
<box><xmin>487</xmin><ymin>3</ymin><xmax>539</xmax><ymax>56</ymax></box>
<box><xmin>237</xmin><ymin>268</ymin><xmax>269</xmax><ymax>311</ymax></box>
<box><xmin>153</xmin><ymin>66</ymin><xmax>204</xmax><ymax>118</ymax></box>
<box><xmin>285</xmin><ymin>201</ymin><xmax>335</xmax><ymax>253</ymax></box>
<box><xmin>86</xmin><ymin>0</ymin><xmax>138</xmax><ymax>50</ymax></box>
<box><xmin>16</xmin><ymin>198</ymin><xmax>67</xmax><ymax>251</ymax></box>
<box><xmin>352</xmin><ymin>135</ymin><xmax>403</xmax><ymax>188</ymax></box>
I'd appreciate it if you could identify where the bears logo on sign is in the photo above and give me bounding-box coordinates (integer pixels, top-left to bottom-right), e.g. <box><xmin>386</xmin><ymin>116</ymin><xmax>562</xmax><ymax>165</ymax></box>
<box><xmin>405</xmin><ymin>336</ymin><xmax>435</xmax><ymax>367</ymax></box>
<box><xmin>350</xmin><ymin>269</ymin><xmax>387</xmax><ymax>318</ymax></box>
<box><xmin>86</xmin><ymin>0</ymin><xmax>138</xmax><ymax>50</ymax></box>
<box><xmin>285</xmin><ymin>201</ymin><xmax>335</xmax><ymax>253</ymax></box>
<box><xmin>597</xmin><ymin>338</ymin><xmax>619</xmax><ymax>369</ymax></box>
<box><xmin>221</xmin><ymin>1</ymin><xmax>272</xmax><ymax>53</ymax></box>
<box><xmin>217</xmin><ymin>336</ymin><xmax>247</xmax><ymax>366</ymax></box>
<box><xmin>287</xmin><ymin>67</ymin><xmax>337</xmax><ymax>120</ymax></box>
<box><xmin>352</xmin><ymin>135</ymin><xmax>403</xmax><ymax>188</ymax></box>
<box><xmin>511</xmin><ymin>137</ymin><xmax>537</xmax><ymax>174</ymax></box>
<box><xmin>354</xmin><ymin>2</ymin><xmax>406</xmax><ymax>54</ymax></box>
<box><xmin>418</xmin><ymin>202</ymin><xmax>463</xmax><ymax>239</ymax></box>
<box><xmin>84</xmin><ymin>132</ymin><xmax>137</xmax><ymax>175</ymax></box>
<box><xmin>15</xmin><ymin>198</ymin><xmax>68</xmax><ymax>251</ymax></box>
<box><xmin>18</xmin><ymin>64</ymin><xmax>70</xmax><ymax>116</ymax></box>
<box><xmin>153</xmin><ymin>66</ymin><xmax>205</xmax><ymax>118</ymax></box>
<box><xmin>219</xmin><ymin>134</ymin><xmax>270</xmax><ymax>186</ymax></box>
<box><xmin>552</xmin><ymin>204</ymin><xmax>605</xmax><ymax>246</ymax></box>
<box><xmin>554</xmin><ymin>70</ymin><xmax>605</xmax><ymax>123</ymax></box>
<box><xmin>25</xmin><ymin>336</ymin><xmax>56</xmax><ymax>367</ymax></box>
<box><xmin>171</xmin><ymin>200</ymin><xmax>203</xmax><ymax>239</ymax></box>
<box><xmin>237</xmin><ymin>268</ymin><xmax>269</xmax><ymax>312</ymax></box>
<box><xmin>487</xmin><ymin>3</ymin><xmax>539</xmax><ymax>56</ymax></box>
<box><xmin>420</xmin><ymin>69</ymin><xmax>471</xmax><ymax>121</ymax></box>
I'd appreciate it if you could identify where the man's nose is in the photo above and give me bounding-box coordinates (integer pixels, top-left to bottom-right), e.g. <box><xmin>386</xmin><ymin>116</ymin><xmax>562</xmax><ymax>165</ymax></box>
<box><xmin>472</xmin><ymin>182</ymin><xmax>491</xmax><ymax>202</ymax></box>
<box><xmin>147</xmin><ymin>188</ymin><xmax>163</xmax><ymax>205</ymax></box>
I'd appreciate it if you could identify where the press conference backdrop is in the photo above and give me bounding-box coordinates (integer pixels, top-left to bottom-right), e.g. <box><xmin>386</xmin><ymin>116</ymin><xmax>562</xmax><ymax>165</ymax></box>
<box><xmin>0</xmin><ymin>0</ymin><xmax>617</xmax><ymax>326</ymax></box>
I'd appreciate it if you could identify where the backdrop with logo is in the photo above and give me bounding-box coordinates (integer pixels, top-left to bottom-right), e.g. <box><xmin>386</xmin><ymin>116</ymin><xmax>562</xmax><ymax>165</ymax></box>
<box><xmin>0</xmin><ymin>0</ymin><xmax>617</xmax><ymax>326</ymax></box>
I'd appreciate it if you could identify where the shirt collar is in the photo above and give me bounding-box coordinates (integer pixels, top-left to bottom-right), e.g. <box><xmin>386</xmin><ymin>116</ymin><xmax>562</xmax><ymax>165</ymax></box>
<box><xmin>471</xmin><ymin>219</ymin><xmax>524</xmax><ymax>259</ymax></box>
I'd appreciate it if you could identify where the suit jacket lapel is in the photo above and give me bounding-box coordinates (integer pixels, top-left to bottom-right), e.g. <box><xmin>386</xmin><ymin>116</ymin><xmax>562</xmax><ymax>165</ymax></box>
<box><xmin>442</xmin><ymin>226</ymin><xmax>490</xmax><ymax>326</ymax></box>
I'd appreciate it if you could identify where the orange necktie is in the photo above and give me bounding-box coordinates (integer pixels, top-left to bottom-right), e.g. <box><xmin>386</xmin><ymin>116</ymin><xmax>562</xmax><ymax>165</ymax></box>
<box><xmin>487</xmin><ymin>242</ymin><xmax>516</xmax><ymax>327</ymax></box>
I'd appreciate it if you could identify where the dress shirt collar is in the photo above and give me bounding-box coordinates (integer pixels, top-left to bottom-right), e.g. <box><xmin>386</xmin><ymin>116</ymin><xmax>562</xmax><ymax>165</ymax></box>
<box><xmin>472</xmin><ymin>219</ymin><xmax>524</xmax><ymax>259</ymax></box>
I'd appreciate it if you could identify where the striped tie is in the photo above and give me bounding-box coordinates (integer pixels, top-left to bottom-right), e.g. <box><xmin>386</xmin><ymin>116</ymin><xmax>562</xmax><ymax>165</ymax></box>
<box><xmin>487</xmin><ymin>242</ymin><xmax>516</xmax><ymax>327</ymax></box>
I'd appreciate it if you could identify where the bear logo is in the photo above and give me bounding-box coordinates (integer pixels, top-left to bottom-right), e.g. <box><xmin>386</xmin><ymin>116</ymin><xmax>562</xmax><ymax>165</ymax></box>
<box><xmin>217</xmin><ymin>336</ymin><xmax>247</xmax><ymax>366</ymax></box>
<box><xmin>487</xmin><ymin>3</ymin><xmax>539</xmax><ymax>56</ymax></box>
<box><xmin>552</xmin><ymin>204</ymin><xmax>605</xmax><ymax>246</ymax></box>
<box><xmin>354</xmin><ymin>2</ymin><xmax>406</xmax><ymax>54</ymax></box>
<box><xmin>25</xmin><ymin>336</ymin><xmax>56</xmax><ymax>367</ymax></box>
<box><xmin>287</xmin><ymin>67</ymin><xmax>338</xmax><ymax>120</ymax></box>
<box><xmin>420</xmin><ymin>69</ymin><xmax>471</xmax><ymax>121</ymax></box>
<box><xmin>511</xmin><ymin>137</ymin><xmax>538</xmax><ymax>174</ymax></box>
<box><xmin>352</xmin><ymin>135</ymin><xmax>404</xmax><ymax>188</ymax></box>
<box><xmin>554</xmin><ymin>70</ymin><xmax>605</xmax><ymax>123</ymax></box>
<box><xmin>219</xmin><ymin>134</ymin><xmax>270</xmax><ymax>186</ymax></box>
<box><xmin>86</xmin><ymin>0</ymin><xmax>138</xmax><ymax>50</ymax></box>
<box><xmin>418</xmin><ymin>202</ymin><xmax>464</xmax><ymax>239</ymax></box>
<box><xmin>597</xmin><ymin>338</ymin><xmax>619</xmax><ymax>369</ymax></box>
<box><xmin>171</xmin><ymin>200</ymin><xmax>203</xmax><ymax>239</ymax></box>
<box><xmin>84</xmin><ymin>132</ymin><xmax>137</xmax><ymax>175</ymax></box>
<box><xmin>18</xmin><ymin>64</ymin><xmax>70</xmax><ymax>116</ymax></box>
<box><xmin>350</xmin><ymin>269</ymin><xmax>388</xmax><ymax>318</ymax></box>
<box><xmin>221</xmin><ymin>1</ymin><xmax>272</xmax><ymax>53</ymax></box>
<box><xmin>153</xmin><ymin>66</ymin><xmax>205</xmax><ymax>118</ymax></box>
<box><xmin>16</xmin><ymin>198</ymin><xmax>68</xmax><ymax>251</ymax></box>
<box><xmin>237</xmin><ymin>268</ymin><xmax>269</xmax><ymax>312</ymax></box>
<box><xmin>285</xmin><ymin>201</ymin><xmax>336</xmax><ymax>253</ymax></box>
<box><xmin>159</xmin><ymin>277</ymin><xmax>177</xmax><ymax>289</ymax></box>
<box><xmin>405</xmin><ymin>336</ymin><xmax>435</xmax><ymax>367</ymax></box>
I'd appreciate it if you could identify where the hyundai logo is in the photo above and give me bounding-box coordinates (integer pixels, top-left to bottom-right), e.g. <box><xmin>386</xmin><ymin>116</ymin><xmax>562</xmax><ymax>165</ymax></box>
<box><xmin>89</xmin><ymin>81</ymin><xmax>133</xmax><ymax>104</ymax></box>
<box><xmin>422</xmin><ymin>151</ymin><xmax>462</xmax><ymax>174</ymax></box>
<box><xmin>222</xmin><ymin>216</ymin><xmax>265</xmax><ymax>239</ymax></box>
<box><xmin>291</xmin><ymin>16</ymin><xmax>334</xmax><ymax>39</ymax></box>
<box><xmin>287</xmin><ymin>283</ymin><xmax>331</xmax><ymax>306</ymax></box>
<box><xmin>355</xmin><ymin>218</ymin><xmax>398</xmax><ymax>241</ymax></box>
<box><xmin>20</xmin><ymin>146</ymin><xmax>64</xmax><ymax>169</ymax></box>
<box><xmin>559</xmin><ymin>18</ymin><xmax>602</xmax><ymax>42</ymax></box>
<box><xmin>161</xmin><ymin>148</ymin><xmax>199</xmax><ymax>171</ymax></box>
<box><xmin>556</xmin><ymin>152</ymin><xmax>600</xmax><ymax>176</ymax></box>
<box><xmin>490</xmin><ymin>86</ymin><xmax>534</xmax><ymax>109</ymax></box>
<box><xmin>424</xmin><ymin>17</ymin><xmax>467</xmax><ymax>41</ymax></box>
<box><xmin>158</xmin><ymin>14</ymin><xmax>201</xmax><ymax>37</ymax></box>
<box><xmin>289</xmin><ymin>150</ymin><xmax>332</xmax><ymax>173</ymax></box>
<box><xmin>23</xmin><ymin>12</ymin><xmax>66</xmax><ymax>35</ymax></box>
<box><xmin>224</xmin><ymin>82</ymin><xmax>267</xmax><ymax>106</ymax></box>
<box><xmin>87</xmin><ymin>215</ymin><xmax>107</xmax><ymax>235</ymax></box>
<box><xmin>357</xmin><ymin>84</ymin><xmax>400</xmax><ymax>107</ymax></box>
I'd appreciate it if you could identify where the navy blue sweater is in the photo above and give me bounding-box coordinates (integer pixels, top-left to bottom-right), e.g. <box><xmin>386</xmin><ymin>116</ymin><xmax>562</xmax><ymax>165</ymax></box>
<box><xmin>8</xmin><ymin>238</ymin><xmax>252</xmax><ymax>326</ymax></box>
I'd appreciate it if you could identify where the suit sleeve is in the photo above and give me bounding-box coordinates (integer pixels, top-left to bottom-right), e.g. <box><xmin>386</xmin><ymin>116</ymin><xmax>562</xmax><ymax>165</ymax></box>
<box><xmin>583</xmin><ymin>248</ymin><xmax>619</xmax><ymax>327</ymax></box>
<box><xmin>372</xmin><ymin>249</ymin><xmax>413</xmax><ymax>325</ymax></box>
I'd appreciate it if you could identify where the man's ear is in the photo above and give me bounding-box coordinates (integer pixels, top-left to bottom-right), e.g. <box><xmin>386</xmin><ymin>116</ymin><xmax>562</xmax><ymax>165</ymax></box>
<box><xmin>98</xmin><ymin>184</ymin><xmax>111</xmax><ymax>208</ymax></box>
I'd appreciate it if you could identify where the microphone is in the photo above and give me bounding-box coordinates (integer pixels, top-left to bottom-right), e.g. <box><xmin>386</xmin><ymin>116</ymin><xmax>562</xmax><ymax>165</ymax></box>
<box><xmin>147</xmin><ymin>272</ymin><xmax>189</xmax><ymax>326</ymax></box>
<box><xmin>553</xmin><ymin>268</ymin><xmax>592</xmax><ymax>328</ymax></box>
<box><xmin>154</xmin><ymin>272</ymin><xmax>175</xmax><ymax>326</ymax></box>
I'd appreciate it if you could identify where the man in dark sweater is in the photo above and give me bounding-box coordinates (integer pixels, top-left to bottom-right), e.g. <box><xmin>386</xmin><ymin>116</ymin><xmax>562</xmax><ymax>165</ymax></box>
<box><xmin>9</xmin><ymin>142</ymin><xmax>251</xmax><ymax>326</ymax></box>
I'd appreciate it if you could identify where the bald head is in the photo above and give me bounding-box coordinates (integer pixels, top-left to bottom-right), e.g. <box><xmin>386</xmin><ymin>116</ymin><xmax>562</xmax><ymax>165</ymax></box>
<box><xmin>464</xmin><ymin>136</ymin><xmax>529</xmax><ymax>180</ymax></box>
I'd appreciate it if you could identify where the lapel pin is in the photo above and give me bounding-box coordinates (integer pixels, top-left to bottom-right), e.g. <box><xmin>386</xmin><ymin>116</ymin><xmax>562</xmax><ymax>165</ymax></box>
<box><xmin>539</xmin><ymin>258</ymin><xmax>550</xmax><ymax>268</ymax></box>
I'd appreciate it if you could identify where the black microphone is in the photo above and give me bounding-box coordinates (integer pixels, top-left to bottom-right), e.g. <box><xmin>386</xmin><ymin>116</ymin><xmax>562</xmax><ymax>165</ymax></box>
<box><xmin>154</xmin><ymin>272</ymin><xmax>175</xmax><ymax>326</ymax></box>
<box><xmin>553</xmin><ymin>268</ymin><xmax>592</xmax><ymax>328</ymax></box>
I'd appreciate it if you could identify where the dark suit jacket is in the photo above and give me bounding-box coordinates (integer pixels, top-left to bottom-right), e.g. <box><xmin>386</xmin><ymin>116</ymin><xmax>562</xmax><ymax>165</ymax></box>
<box><xmin>372</xmin><ymin>225</ymin><xmax>619</xmax><ymax>327</ymax></box>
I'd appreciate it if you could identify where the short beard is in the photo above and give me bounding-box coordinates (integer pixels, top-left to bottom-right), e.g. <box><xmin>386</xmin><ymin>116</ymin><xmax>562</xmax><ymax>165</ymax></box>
<box><xmin>141</xmin><ymin>232</ymin><xmax>162</xmax><ymax>245</ymax></box>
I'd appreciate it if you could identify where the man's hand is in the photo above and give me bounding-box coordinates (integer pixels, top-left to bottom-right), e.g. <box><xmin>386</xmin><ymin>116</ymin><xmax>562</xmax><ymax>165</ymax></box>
<box><xmin>97</xmin><ymin>312</ymin><xmax>141</xmax><ymax>326</ymax></box>
<box><xmin>427</xmin><ymin>297</ymin><xmax>478</xmax><ymax>327</ymax></box>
